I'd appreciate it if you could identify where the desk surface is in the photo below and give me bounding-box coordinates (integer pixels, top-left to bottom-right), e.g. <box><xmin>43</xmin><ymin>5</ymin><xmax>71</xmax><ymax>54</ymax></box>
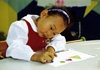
<box><xmin>0</xmin><ymin>40</ymin><xmax>100</xmax><ymax>70</ymax></box>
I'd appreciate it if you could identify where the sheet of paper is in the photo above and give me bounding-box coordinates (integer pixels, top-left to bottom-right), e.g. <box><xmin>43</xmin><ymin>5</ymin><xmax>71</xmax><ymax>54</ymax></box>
<box><xmin>48</xmin><ymin>49</ymin><xmax>95</xmax><ymax>67</ymax></box>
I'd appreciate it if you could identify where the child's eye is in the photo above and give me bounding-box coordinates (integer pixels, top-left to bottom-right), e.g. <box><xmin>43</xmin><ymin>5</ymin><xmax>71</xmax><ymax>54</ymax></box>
<box><xmin>50</xmin><ymin>27</ymin><xmax>53</xmax><ymax>30</ymax></box>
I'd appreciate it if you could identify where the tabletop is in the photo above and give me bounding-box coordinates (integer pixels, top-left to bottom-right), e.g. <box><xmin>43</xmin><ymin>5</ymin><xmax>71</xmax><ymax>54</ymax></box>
<box><xmin>0</xmin><ymin>40</ymin><xmax>100</xmax><ymax>70</ymax></box>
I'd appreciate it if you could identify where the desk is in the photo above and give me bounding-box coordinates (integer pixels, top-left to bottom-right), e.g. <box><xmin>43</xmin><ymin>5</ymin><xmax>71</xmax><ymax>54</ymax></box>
<box><xmin>0</xmin><ymin>40</ymin><xmax>100</xmax><ymax>70</ymax></box>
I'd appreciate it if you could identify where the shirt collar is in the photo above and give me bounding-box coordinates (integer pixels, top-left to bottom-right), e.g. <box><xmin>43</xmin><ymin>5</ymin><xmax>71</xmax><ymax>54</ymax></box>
<box><xmin>22</xmin><ymin>14</ymin><xmax>39</xmax><ymax>32</ymax></box>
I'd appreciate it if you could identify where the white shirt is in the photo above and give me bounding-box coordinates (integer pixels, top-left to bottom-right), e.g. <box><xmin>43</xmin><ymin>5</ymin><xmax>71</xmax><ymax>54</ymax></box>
<box><xmin>6</xmin><ymin>14</ymin><xmax>66</xmax><ymax>61</ymax></box>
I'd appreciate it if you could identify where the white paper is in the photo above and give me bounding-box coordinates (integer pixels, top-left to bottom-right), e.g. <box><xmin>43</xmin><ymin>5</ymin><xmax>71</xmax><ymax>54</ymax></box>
<box><xmin>48</xmin><ymin>49</ymin><xmax>95</xmax><ymax>67</ymax></box>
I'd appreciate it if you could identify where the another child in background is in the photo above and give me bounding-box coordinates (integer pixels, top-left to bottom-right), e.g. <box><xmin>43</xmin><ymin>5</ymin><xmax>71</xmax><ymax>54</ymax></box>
<box><xmin>6</xmin><ymin>6</ymin><xmax>73</xmax><ymax>63</ymax></box>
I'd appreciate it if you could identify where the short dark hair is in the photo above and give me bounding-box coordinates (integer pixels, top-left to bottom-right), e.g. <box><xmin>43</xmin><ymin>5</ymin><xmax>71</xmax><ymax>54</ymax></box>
<box><xmin>48</xmin><ymin>6</ymin><xmax>75</xmax><ymax>29</ymax></box>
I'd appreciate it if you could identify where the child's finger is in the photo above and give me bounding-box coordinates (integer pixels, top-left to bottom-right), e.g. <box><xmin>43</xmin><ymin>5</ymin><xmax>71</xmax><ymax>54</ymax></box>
<box><xmin>46</xmin><ymin>57</ymin><xmax>52</xmax><ymax>63</ymax></box>
<box><xmin>54</xmin><ymin>53</ymin><xmax>57</xmax><ymax>57</ymax></box>
<box><xmin>41</xmin><ymin>56</ymin><xmax>52</xmax><ymax>63</ymax></box>
<box><xmin>40</xmin><ymin>58</ymin><xmax>46</xmax><ymax>63</ymax></box>
<box><xmin>48</xmin><ymin>53</ymin><xmax>54</xmax><ymax>60</ymax></box>
<box><xmin>46</xmin><ymin>59</ymin><xmax>52</xmax><ymax>63</ymax></box>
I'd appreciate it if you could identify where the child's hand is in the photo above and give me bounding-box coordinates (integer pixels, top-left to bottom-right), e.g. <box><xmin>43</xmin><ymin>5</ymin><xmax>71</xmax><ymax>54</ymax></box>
<box><xmin>46</xmin><ymin>46</ymin><xmax>57</xmax><ymax>57</ymax></box>
<box><xmin>31</xmin><ymin>46</ymin><xmax>57</xmax><ymax>63</ymax></box>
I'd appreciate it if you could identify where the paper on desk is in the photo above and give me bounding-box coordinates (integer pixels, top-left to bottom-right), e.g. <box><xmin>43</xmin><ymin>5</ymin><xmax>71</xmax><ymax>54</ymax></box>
<box><xmin>48</xmin><ymin>49</ymin><xmax>95</xmax><ymax>67</ymax></box>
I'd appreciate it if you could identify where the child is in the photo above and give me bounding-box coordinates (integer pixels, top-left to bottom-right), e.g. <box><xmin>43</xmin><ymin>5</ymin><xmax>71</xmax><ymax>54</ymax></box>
<box><xmin>6</xmin><ymin>6</ymin><xmax>72</xmax><ymax>63</ymax></box>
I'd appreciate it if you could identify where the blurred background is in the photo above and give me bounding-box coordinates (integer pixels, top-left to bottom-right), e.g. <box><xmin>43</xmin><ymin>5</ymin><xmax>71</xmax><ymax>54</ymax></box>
<box><xmin>0</xmin><ymin>0</ymin><xmax>100</xmax><ymax>41</ymax></box>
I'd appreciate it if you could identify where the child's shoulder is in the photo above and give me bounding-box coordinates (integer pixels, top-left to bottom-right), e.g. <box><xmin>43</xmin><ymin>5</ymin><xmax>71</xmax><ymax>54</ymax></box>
<box><xmin>10</xmin><ymin>20</ymin><xmax>27</xmax><ymax>30</ymax></box>
<box><xmin>11</xmin><ymin>20</ymin><xmax>26</xmax><ymax>26</ymax></box>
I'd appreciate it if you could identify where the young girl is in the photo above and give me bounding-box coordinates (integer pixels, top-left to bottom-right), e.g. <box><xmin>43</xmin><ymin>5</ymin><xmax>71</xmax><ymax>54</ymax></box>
<box><xmin>6</xmin><ymin>6</ymin><xmax>72</xmax><ymax>63</ymax></box>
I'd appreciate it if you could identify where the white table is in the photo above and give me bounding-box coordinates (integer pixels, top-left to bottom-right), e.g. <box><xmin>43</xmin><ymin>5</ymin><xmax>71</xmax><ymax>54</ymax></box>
<box><xmin>0</xmin><ymin>40</ymin><xmax>100</xmax><ymax>70</ymax></box>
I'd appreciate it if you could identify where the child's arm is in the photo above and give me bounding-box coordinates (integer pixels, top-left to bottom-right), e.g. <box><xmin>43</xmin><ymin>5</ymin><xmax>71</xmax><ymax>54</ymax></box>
<box><xmin>46</xmin><ymin>34</ymin><xmax>66</xmax><ymax>52</ymax></box>
<box><xmin>6</xmin><ymin>21</ymin><xmax>35</xmax><ymax>61</ymax></box>
<box><xmin>30</xmin><ymin>46</ymin><xmax>57</xmax><ymax>63</ymax></box>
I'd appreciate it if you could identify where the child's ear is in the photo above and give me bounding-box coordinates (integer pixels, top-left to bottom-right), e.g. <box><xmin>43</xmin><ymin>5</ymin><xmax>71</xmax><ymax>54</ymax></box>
<box><xmin>40</xmin><ymin>9</ymin><xmax>48</xmax><ymax>18</ymax></box>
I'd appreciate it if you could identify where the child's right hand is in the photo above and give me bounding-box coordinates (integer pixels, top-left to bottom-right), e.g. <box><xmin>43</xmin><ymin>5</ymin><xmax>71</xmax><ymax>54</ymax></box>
<box><xmin>30</xmin><ymin>48</ymin><xmax>57</xmax><ymax>63</ymax></box>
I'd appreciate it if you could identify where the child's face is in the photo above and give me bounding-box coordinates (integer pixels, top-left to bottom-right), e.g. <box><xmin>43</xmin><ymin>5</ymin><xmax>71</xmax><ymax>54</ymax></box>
<box><xmin>37</xmin><ymin>15</ymin><xmax>66</xmax><ymax>38</ymax></box>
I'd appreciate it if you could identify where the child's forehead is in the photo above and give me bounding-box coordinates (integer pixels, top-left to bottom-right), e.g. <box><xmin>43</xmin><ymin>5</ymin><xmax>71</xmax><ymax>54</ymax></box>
<box><xmin>47</xmin><ymin>15</ymin><xmax>61</xmax><ymax>18</ymax></box>
<box><xmin>46</xmin><ymin>16</ymin><xmax>65</xmax><ymax>27</ymax></box>
<box><xmin>46</xmin><ymin>15</ymin><xmax>63</xmax><ymax>22</ymax></box>
<box><xmin>46</xmin><ymin>15</ymin><xmax>67</xmax><ymax>26</ymax></box>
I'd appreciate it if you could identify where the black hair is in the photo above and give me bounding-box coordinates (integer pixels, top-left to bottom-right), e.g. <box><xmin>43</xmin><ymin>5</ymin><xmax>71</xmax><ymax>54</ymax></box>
<box><xmin>47</xmin><ymin>6</ymin><xmax>74</xmax><ymax>29</ymax></box>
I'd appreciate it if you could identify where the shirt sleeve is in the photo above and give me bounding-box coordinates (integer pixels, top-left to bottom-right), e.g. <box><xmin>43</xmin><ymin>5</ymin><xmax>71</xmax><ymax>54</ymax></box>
<box><xmin>46</xmin><ymin>34</ymin><xmax>66</xmax><ymax>52</ymax></box>
<box><xmin>6</xmin><ymin>20</ymin><xmax>35</xmax><ymax>61</ymax></box>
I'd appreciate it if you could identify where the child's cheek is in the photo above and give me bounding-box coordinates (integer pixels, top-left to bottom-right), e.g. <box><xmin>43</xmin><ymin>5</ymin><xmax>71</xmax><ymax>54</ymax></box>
<box><xmin>37</xmin><ymin>31</ymin><xmax>42</xmax><ymax>37</ymax></box>
<box><xmin>39</xmin><ymin>33</ymin><xmax>43</xmax><ymax>37</ymax></box>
